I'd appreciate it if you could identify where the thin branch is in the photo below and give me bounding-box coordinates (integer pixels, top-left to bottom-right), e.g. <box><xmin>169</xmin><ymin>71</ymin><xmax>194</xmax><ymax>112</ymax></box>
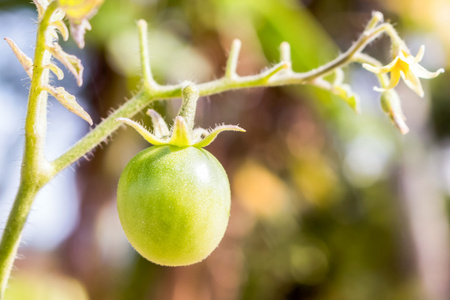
<box><xmin>137</xmin><ymin>19</ymin><xmax>157</xmax><ymax>89</ymax></box>
<box><xmin>354</xmin><ymin>53</ymin><xmax>388</xmax><ymax>87</ymax></box>
<box><xmin>0</xmin><ymin>1</ymin><xmax>58</xmax><ymax>297</ymax></box>
<box><xmin>365</xmin><ymin>11</ymin><xmax>384</xmax><ymax>31</ymax></box>
<box><xmin>178</xmin><ymin>84</ymin><xmax>199</xmax><ymax>131</ymax></box>
<box><xmin>225</xmin><ymin>39</ymin><xmax>241</xmax><ymax>80</ymax></box>
<box><xmin>294</xmin><ymin>24</ymin><xmax>393</xmax><ymax>82</ymax></box>
<box><xmin>280</xmin><ymin>42</ymin><xmax>292</xmax><ymax>70</ymax></box>
<box><xmin>260</xmin><ymin>62</ymin><xmax>289</xmax><ymax>83</ymax></box>
<box><xmin>51</xmin><ymin>14</ymin><xmax>402</xmax><ymax>174</ymax></box>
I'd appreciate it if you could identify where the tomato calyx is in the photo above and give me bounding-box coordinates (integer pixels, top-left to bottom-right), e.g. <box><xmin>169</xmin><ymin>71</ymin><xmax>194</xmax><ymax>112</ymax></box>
<box><xmin>116</xmin><ymin>83</ymin><xmax>245</xmax><ymax>148</ymax></box>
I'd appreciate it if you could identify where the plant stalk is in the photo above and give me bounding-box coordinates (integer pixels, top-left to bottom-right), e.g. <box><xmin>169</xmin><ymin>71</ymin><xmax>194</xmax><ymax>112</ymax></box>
<box><xmin>178</xmin><ymin>84</ymin><xmax>200</xmax><ymax>131</ymax></box>
<box><xmin>52</xmin><ymin>16</ymin><xmax>392</xmax><ymax>173</ymax></box>
<box><xmin>0</xmin><ymin>2</ymin><xmax>58</xmax><ymax>298</ymax></box>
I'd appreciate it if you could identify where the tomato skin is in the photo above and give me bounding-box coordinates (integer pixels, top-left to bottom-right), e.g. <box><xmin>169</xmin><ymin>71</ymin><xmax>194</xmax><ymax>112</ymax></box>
<box><xmin>117</xmin><ymin>145</ymin><xmax>231</xmax><ymax>266</ymax></box>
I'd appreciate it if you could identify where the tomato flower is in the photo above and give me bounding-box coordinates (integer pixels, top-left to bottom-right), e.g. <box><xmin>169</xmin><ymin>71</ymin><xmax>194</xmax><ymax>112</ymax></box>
<box><xmin>57</xmin><ymin>0</ymin><xmax>104</xmax><ymax>48</ymax></box>
<box><xmin>363</xmin><ymin>45</ymin><xmax>444</xmax><ymax>97</ymax></box>
<box><xmin>380</xmin><ymin>89</ymin><xmax>409</xmax><ymax>134</ymax></box>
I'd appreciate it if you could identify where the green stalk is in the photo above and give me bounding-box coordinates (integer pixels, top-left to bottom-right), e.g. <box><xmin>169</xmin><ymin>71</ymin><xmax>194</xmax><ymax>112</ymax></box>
<box><xmin>52</xmin><ymin>13</ymin><xmax>390</xmax><ymax>173</ymax></box>
<box><xmin>0</xmin><ymin>2</ymin><xmax>58</xmax><ymax>298</ymax></box>
<box><xmin>177</xmin><ymin>84</ymin><xmax>200</xmax><ymax>132</ymax></box>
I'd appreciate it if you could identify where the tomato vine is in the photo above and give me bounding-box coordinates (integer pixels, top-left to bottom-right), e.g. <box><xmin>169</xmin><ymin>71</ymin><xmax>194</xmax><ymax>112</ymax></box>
<box><xmin>0</xmin><ymin>1</ymin><xmax>444</xmax><ymax>297</ymax></box>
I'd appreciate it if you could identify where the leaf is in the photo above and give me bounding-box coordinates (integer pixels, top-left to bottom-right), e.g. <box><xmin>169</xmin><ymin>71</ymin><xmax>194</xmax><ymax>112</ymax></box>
<box><xmin>47</xmin><ymin>42</ymin><xmax>84</xmax><ymax>86</ymax></box>
<box><xmin>5</xmin><ymin>38</ymin><xmax>33</xmax><ymax>78</ymax></box>
<box><xmin>45</xmin><ymin>86</ymin><xmax>93</xmax><ymax>125</ymax></box>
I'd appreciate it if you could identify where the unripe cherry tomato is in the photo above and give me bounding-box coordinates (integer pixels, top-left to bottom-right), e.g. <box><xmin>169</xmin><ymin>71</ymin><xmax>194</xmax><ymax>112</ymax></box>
<box><xmin>117</xmin><ymin>145</ymin><xmax>231</xmax><ymax>266</ymax></box>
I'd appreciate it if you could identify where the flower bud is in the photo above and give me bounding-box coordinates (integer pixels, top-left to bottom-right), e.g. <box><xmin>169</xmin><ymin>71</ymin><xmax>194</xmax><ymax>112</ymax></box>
<box><xmin>380</xmin><ymin>90</ymin><xmax>409</xmax><ymax>134</ymax></box>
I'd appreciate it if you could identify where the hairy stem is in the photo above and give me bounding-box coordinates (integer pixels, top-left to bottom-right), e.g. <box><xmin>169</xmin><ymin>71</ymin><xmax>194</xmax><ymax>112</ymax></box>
<box><xmin>52</xmin><ymin>88</ymin><xmax>153</xmax><ymax>174</ymax></box>
<box><xmin>178</xmin><ymin>84</ymin><xmax>200</xmax><ymax>131</ymax></box>
<box><xmin>52</xmin><ymin>13</ymin><xmax>393</xmax><ymax>174</ymax></box>
<box><xmin>0</xmin><ymin>186</ymin><xmax>39</xmax><ymax>297</ymax></box>
<box><xmin>137</xmin><ymin>19</ymin><xmax>157</xmax><ymax>90</ymax></box>
<box><xmin>354</xmin><ymin>53</ymin><xmax>390</xmax><ymax>88</ymax></box>
<box><xmin>0</xmin><ymin>2</ymin><xmax>58</xmax><ymax>298</ymax></box>
<box><xmin>225</xmin><ymin>39</ymin><xmax>241</xmax><ymax>80</ymax></box>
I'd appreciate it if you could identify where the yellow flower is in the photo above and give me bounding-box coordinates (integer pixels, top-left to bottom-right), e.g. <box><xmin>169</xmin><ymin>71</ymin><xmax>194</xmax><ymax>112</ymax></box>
<box><xmin>57</xmin><ymin>0</ymin><xmax>104</xmax><ymax>22</ymax></box>
<box><xmin>56</xmin><ymin>0</ymin><xmax>104</xmax><ymax>48</ymax></box>
<box><xmin>363</xmin><ymin>46</ymin><xmax>444</xmax><ymax>97</ymax></box>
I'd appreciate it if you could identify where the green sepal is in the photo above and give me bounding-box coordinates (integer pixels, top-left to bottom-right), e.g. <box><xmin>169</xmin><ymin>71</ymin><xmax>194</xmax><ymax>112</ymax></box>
<box><xmin>117</xmin><ymin>84</ymin><xmax>245</xmax><ymax>147</ymax></box>
<box><xmin>379</xmin><ymin>89</ymin><xmax>409</xmax><ymax>134</ymax></box>
<box><xmin>193</xmin><ymin>125</ymin><xmax>246</xmax><ymax>148</ymax></box>
<box><xmin>332</xmin><ymin>68</ymin><xmax>360</xmax><ymax>113</ymax></box>
<box><xmin>333</xmin><ymin>84</ymin><xmax>360</xmax><ymax>113</ymax></box>
<box><xmin>147</xmin><ymin>109</ymin><xmax>170</xmax><ymax>138</ymax></box>
<box><xmin>116</xmin><ymin>117</ymin><xmax>167</xmax><ymax>145</ymax></box>
<box><xmin>169</xmin><ymin>117</ymin><xmax>192</xmax><ymax>147</ymax></box>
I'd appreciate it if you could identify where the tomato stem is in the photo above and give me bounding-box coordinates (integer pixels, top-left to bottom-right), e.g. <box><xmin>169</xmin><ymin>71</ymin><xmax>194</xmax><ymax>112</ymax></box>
<box><xmin>51</xmin><ymin>12</ymin><xmax>400</xmax><ymax>174</ymax></box>
<box><xmin>178</xmin><ymin>84</ymin><xmax>200</xmax><ymax>132</ymax></box>
<box><xmin>225</xmin><ymin>39</ymin><xmax>241</xmax><ymax>80</ymax></box>
<box><xmin>0</xmin><ymin>2</ymin><xmax>58</xmax><ymax>298</ymax></box>
<box><xmin>137</xmin><ymin>19</ymin><xmax>158</xmax><ymax>91</ymax></box>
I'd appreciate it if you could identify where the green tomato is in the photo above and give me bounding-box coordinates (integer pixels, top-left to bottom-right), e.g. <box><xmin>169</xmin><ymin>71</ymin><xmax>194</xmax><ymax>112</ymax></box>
<box><xmin>117</xmin><ymin>145</ymin><xmax>231</xmax><ymax>266</ymax></box>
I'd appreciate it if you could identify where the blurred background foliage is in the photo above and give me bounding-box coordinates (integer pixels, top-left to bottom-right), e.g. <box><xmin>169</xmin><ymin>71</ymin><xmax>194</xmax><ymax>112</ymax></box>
<box><xmin>1</xmin><ymin>0</ymin><xmax>450</xmax><ymax>299</ymax></box>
